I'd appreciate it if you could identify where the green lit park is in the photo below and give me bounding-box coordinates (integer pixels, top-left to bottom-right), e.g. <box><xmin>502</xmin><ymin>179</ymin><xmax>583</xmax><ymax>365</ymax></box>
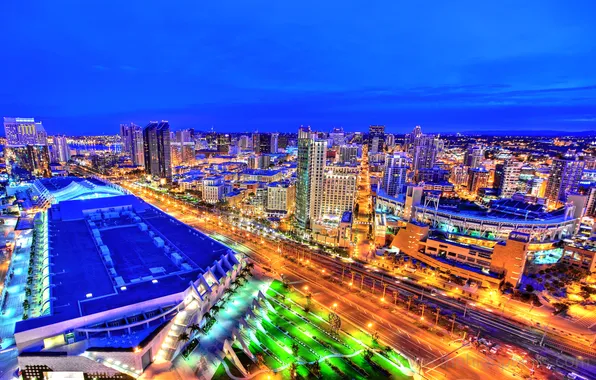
<box><xmin>212</xmin><ymin>279</ymin><xmax>413</xmax><ymax>380</ymax></box>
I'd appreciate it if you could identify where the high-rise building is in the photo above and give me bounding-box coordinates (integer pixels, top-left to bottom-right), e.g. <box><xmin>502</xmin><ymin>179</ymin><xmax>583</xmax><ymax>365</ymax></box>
<box><xmin>321</xmin><ymin>166</ymin><xmax>358</xmax><ymax>218</ymax></box>
<box><xmin>120</xmin><ymin>123</ymin><xmax>144</xmax><ymax>166</ymax></box>
<box><xmin>271</xmin><ymin>133</ymin><xmax>279</xmax><ymax>154</ymax></box>
<box><xmin>295</xmin><ymin>127</ymin><xmax>327</xmax><ymax>229</ymax></box>
<box><xmin>404</xmin><ymin>125</ymin><xmax>423</xmax><ymax>151</ymax></box>
<box><xmin>417</xmin><ymin>166</ymin><xmax>449</xmax><ymax>183</ymax></box>
<box><xmin>170</xmin><ymin>142</ymin><xmax>195</xmax><ymax>166</ymax></box>
<box><xmin>467</xmin><ymin>167</ymin><xmax>490</xmax><ymax>195</ymax></box>
<box><xmin>385</xmin><ymin>134</ymin><xmax>395</xmax><ymax>149</ymax></box>
<box><xmin>52</xmin><ymin>135</ymin><xmax>70</xmax><ymax>163</ymax></box>
<box><xmin>380</xmin><ymin>152</ymin><xmax>410</xmax><ymax>197</ymax></box>
<box><xmin>494</xmin><ymin>161</ymin><xmax>522</xmax><ymax>198</ymax></box>
<box><xmin>450</xmin><ymin>165</ymin><xmax>468</xmax><ymax>186</ymax></box>
<box><xmin>329</xmin><ymin>128</ymin><xmax>346</xmax><ymax>147</ymax></box>
<box><xmin>545</xmin><ymin>156</ymin><xmax>585</xmax><ymax>204</ymax></box>
<box><xmin>404</xmin><ymin>126</ymin><xmax>443</xmax><ymax>173</ymax></box>
<box><xmin>175</xmin><ymin>129</ymin><xmax>192</xmax><ymax>143</ymax></box>
<box><xmin>4</xmin><ymin>117</ymin><xmax>47</xmax><ymax>145</ymax></box>
<box><xmin>586</xmin><ymin>187</ymin><xmax>596</xmax><ymax>217</ymax></box>
<box><xmin>238</xmin><ymin>135</ymin><xmax>251</xmax><ymax>150</ymax></box>
<box><xmin>464</xmin><ymin>145</ymin><xmax>485</xmax><ymax>168</ymax></box>
<box><xmin>267</xmin><ymin>181</ymin><xmax>296</xmax><ymax>215</ymax></box>
<box><xmin>120</xmin><ymin>123</ymin><xmax>133</xmax><ymax>153</ymax></box>
<box><xmin>368</xmin><ymin>125</ymin><xmax>385</xmax><ymax>154</ymax></box>
<box><xmin>143</xmin><ymin>121</ymin><xmax>171</xmax><ymax>179</ymax></box>
<box><xmin>5</xmin><ymin>145</ymin><xmax>51</xmax><ymax>180</ymax></box>
<box><xmin>338</xmin><ymin>145</ymin><xmax>359</xmax><ymax>164</ymax></box>
<box><xmin>216</xmin><ymin>134</ymin><xmax>231</xmax><ymax>153</ymax></box>
<box><xmin>252</xmin><ymin>132</ymin><xmax>278</xmax><ymax>154</ymax></box>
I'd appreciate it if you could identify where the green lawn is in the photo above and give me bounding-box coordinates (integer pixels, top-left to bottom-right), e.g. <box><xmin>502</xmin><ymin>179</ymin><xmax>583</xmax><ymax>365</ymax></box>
<box><xmin>232</xmin><ymin>280</ymin><xmax>413</xmax><ymax>379</ymax></box>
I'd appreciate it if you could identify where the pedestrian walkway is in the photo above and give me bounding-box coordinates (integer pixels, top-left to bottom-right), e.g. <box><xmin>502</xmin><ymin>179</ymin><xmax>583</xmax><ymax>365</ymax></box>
<box><xmin>0</xmin><ymin>236</ymin><xmax>31</xmax><ymax>349</ymax></box>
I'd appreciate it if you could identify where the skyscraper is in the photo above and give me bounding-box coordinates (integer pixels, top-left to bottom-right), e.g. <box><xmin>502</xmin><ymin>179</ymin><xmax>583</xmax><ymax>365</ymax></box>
<box><xmin>4</xmin><ymin>117</ymin><xmax>50</xmax><ymax>179</ymax></box>
<box><xmin>252</xmin><ymin>132</ymin><xmax>278</xmax><ymax>154</ymax></box>
<box><xmin>404</xmin><ymin>126</ymin><xmax>443</xmax><ymax>173</ymax></box>
<box><xmin>385</xmin><ymin>134</ymin><xmax>395</xmax><ymax>149</ymax></box>
<box><xmin>120</xmin><ymin>123</ymin><xmax>144</xmax><ymax>166</ymax></box>
<box><xmin>295</xmin><ymin>127</ymin><xmax>327</xmax><ymax>229</ymax></box>
<box><xmin>464</xmin><ymin>145</ymin><xmax>485</xmax><ymax>168</ymax></box>
<box><xmin>494</xmin><ymin>161</ymin><xmax>522</xmax><ymax>198</ymax></box>
<box><xmin>216</xmin><ymin>134</ymin><xmax>231</xmax><ymax>153</ymax></box>
<box><xmin>4</xmin><ymin>117</ymin><xmax>47</xmax><ymax>145</ymax></box>
<box><xmin>467</xmin><ymin>167</ymin><xmax>490</xmax><ymax>196</ymax></box>
<box><xmin>380</xmin><ymin>152</ymin><xmax>410</xmax><ymax>197</ymax></box>
<box><xmin>321</xmin><ymin>166</ymin><xmax>358</xmax><ymax>217</ymax></box>
<box><xmin>5</xmin><ymin>145</ymin><xmax>51</xmax><ymax>180</ymax></box>
<box><xmin>271</xmin><ymin>133</ymin><xmax>279</xmax><ymax>154</ymax></box>
<box><xmin>143</xmin><ymin>121</ymin><xmax>171</xmax><ymax>179</ymax></box>
<box><xmin>545</xmin><ymin>156</ymin><xmax>585</xmax><ymax>204</ymax></box>
<box><xmin>52</xmin><ymin>135</ymin><xmax>70</xmax><ymax>163</ymax></box>
<box><xmin>338</xmin><ymin>145</ymin><xmax>359</xmax><ymax>164</ymax></box>
<box><xmin>368</xmin><ymin>125</ymin><xmax>385</xmax><ymax>153</ymax></box>
<box><xmin>329</xmin><ymin>128</ymin><xmax>346</xmax><ymax>147</ymax></box>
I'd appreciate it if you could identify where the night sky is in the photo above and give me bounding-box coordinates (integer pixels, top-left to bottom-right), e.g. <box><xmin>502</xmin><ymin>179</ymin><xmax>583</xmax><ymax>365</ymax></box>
<box><xmin>1</xmin><ymin>1</ymin><xmax>595</xmax><ymax>135</ymax></box>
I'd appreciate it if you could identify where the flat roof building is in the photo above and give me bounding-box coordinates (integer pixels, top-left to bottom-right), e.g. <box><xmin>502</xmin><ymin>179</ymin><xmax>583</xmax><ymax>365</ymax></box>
<box><xmin>15</xmin><ymin>177</ymin><xmax>244</xmax><ymax>377</ymax></box>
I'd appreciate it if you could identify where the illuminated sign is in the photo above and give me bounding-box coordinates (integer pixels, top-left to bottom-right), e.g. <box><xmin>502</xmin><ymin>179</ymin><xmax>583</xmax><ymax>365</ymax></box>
<box><xmin>509</xmin><ymin>231</ymin><xmax>530</xmax><ymax>243</ymax></box>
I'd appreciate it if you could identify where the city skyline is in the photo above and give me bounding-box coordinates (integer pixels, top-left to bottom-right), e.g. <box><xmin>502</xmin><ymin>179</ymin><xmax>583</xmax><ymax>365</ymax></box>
<box><xmin>1</xmin><ymin>3</ymin><xmax>596</xmax><ymax>379</ymax></box>
<box><xmin>2</xmin><ymin>2</ymin><xmax>596</xmax><ymax>135</ymax></box>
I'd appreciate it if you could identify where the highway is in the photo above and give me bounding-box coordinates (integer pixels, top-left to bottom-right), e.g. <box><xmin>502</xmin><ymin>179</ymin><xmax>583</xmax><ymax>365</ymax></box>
<box><xmin>70</xmin><ymin>165</ymin><xmax>595</xmax><ymax>379</ymax></box>
<box><xmin>122</xmin><ymin>181</ymin><xmax>553</xmax><ymax>380</ymax></box>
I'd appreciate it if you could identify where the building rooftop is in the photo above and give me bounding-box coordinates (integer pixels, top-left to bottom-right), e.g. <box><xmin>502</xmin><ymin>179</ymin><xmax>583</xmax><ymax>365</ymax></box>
<box><xmin>15</xmin><ymin>189</ymin><xmax>235</xmax><ymax>334</ymax></box>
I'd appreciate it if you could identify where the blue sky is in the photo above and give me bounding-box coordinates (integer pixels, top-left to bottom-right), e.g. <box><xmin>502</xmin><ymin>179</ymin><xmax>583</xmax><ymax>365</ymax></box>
<box><xmin>1</xmin><ymin>1</ymin><xmax>595</xmax><ymax>135</ymax></box>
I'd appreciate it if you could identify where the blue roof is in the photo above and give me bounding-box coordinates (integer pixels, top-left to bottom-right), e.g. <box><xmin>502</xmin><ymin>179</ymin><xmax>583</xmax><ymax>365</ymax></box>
<box><xmin>15</xmin><ymin>197</ymin><xmax>234</xmax><ymax>333</ymax></box>
<box><xmin>55</xmin><ymin>195</ymin><xmax>146</xmax><ymax>221</ymax></box>
<box><xmin>242</xmin><ymin>169</ymin><xmax>281</xmax><ymax>176</ymax></box>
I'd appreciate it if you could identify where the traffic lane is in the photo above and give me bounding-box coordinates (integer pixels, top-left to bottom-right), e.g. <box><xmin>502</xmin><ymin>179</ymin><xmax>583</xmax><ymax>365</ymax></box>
<box><xmin>131</xmin><ymin>185</ymin><xmax>527</xmax><ymax>379</ymax></box>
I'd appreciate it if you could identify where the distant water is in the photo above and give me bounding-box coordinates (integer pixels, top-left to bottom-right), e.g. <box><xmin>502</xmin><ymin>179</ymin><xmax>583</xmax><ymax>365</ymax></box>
<box><xmin>69</xmin><ymin>142</ymin><xmax>122</xmax><ymax>153</ymax></box>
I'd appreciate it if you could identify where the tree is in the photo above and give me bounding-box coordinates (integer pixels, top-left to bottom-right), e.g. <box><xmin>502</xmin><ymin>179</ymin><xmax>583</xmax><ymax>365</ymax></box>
<box><xmin>189</xmin><ymin>324</ymin><xmax>201</xmax><ymax>334</ymax></box>
<box><xmin>178</xmin><ymin>332</ymin><xmax>190</xmax><ymax>342</ymax></box>
<box><xmin>328</xmin><ymin>312</ymin><xmax>341</xmax><ymax>336</ymax></box>
<box><xmin>291</xmin><ymin>342</ymin><xmax>299</xmax><ymax>356</ymax></box>
<box><xmin>364</xmin><ymin>349</ymin><xmax>373</xmax><ymax>361</ymax></box>
<box><xmin>289</xmin><ymin>362</ymin><xmax>298</xmax><ymax>380</ymax></box>
<box><xmin>308</xmin><ymin>361</ymin><xmax>321</xmax><ymax>378</ymax></box>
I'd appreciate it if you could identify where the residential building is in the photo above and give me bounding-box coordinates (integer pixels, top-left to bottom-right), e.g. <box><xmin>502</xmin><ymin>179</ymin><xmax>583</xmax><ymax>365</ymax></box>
<box><xmin>5</xmin><ymin>144</ymin><xmax>51</xmax><ymax>180</ymax></box>
<box><xmin>467</xmin><ymin>167</ymin><xmax>490</xmax><ymax>195</ymax></box>
<box><xmin>329</xmin><ymin>127</ymin><xmax>345</xmax><ymax>147</ymax></box>
<box><xmin>380</xmin><ymin>152</ymin><xmax>410</xmax><ymax>197</ymax></box>
<box><xmin>202</xmin><ymin>176</ymin><xmax>225</xmax><ymax>203</ymax></box>
<box><xmin>545</xmin><ymin>156</ymin><xmax>585</xmax><ymax>204</ymax></box>
<box><xmin>494</xmin><ymin>161</ymin><xmax>522</xmax><ymax>198</ymax></box>
<box><xmin>464</xmin><ymin>145</ymin><xmax>485</xmax><ymax>168</ymax></box>
<box><xmin>143</xmin><ymin>121</ymin><xmax>171</xmax><ymax>179</ymax></box>
<box><xmin>404</xmin><ymin>126</ymin><xmax>443</xmax><ymax>173</ymax></box>
<box><xmin>338</xmin><ymin>145</ymin><xmax>359</xmax><ymax>164</ymax></box>
<box><xmin>368</xmin><ymin>125</ymin><xmax>385</xmax><ymax>154</ymax></box>
<box><xmin>295</xmin><ymin>127</ymin><xmax>327</xmax><ymax>229</ymax></box>
<box><xmin>52</xmin><ymin>135</ymin><xmax>70</xmax><ymax>163</ymax></box>
<box><xmin>321</xmin><ymin>166</ymin><xmax>358</xmax><ymax>218</ymax></box>
<box><xmin>266</xmin><ymin>181</ymin><xmax>295</xmax><ymax>216</ymax></box>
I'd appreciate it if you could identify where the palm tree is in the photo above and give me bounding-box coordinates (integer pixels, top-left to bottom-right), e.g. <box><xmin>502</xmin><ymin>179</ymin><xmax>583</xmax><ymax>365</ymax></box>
<box><xmin>189</xmin><ymin>324</ymin><xmax>201</xmax><ymax>334</ymax></box>
<box><xmin>308</xmin><ymin>361</ymin><xmax>321</xmax><ymax>378</ymax></box>
<box><xmin>178</xmin><ymin>332</ymin><xmax>190</xmax><ymax>342</ymax></box>
<box><xmin>209</xmin><ymin>305</ymin><xmax>221</xmax><ymax>318</ymax></box>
